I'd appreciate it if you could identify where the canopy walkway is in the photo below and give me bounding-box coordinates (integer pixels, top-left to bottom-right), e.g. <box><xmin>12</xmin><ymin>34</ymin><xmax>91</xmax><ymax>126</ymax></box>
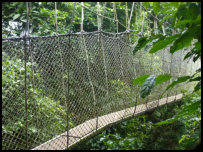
<box><xmin>2</xmin><ymin>31</ymin><xmax>199</xmax><ymax>150</ymax></box>
<box><xmin>33</xmin><ymin>94</ymin><xmax>182</xmax><ymax>150</ymax></box>
<box><xmin>2</xmin><ymin>2</ymin><xmax>200</xmax><ymax>150</ymax></box>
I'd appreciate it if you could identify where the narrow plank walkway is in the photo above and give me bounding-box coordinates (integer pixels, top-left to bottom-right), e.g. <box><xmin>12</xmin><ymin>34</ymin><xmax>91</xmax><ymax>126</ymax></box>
<box><xmin>32</xmin><ymin>94</ymin><xmax>182</xmax><ymax>150</ymax></box>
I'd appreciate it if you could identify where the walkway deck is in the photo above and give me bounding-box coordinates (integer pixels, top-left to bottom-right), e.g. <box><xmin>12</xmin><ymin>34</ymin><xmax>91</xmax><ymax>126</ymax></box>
<box><xmin>32</xmin><ymin>94</ymin><xmax>183</xmax><ymax>150</ymax></box>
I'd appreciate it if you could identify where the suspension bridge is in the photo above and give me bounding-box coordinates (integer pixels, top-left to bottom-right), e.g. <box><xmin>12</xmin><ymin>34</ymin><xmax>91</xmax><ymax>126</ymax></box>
<box><xmin>2</xmin><ymin>2</ymin><xmax>200</xmax><ymax>150</ymax></box>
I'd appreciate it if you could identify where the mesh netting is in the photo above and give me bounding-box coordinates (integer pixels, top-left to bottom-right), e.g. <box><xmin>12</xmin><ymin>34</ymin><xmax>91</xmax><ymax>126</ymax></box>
<box><xmin>2</xmin><ymin>32</ymin><xmax>200</xmax><ymax>150</ymax></box>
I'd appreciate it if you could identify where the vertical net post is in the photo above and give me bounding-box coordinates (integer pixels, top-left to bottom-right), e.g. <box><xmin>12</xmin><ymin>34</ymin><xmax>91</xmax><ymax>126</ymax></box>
<box><xmin>157</xmin><ymin>95</ymin><xmax>161</xmax><ymax>107</ymax></box>
<box><xmin>125</xmin><ymin>2</ymin><xmax>129</xmax><ymax>29</ymax></box>
<box><xmin>55</xmin><ymin>2</ymin><xmax>58</xmax><ymax>34</ymax></box>
<box><xmin>81</xmin><ymin>2</ymin><xmax>84</xmax><ymax>32</ymax></box>
<box><xmin>162</xmin><ymin>23</ymin><xmax>166</xmax><ymax>36</ymax></box>
<box><xmin>97</xmin><ymin>2</ymin><xmax>101</xmax><ymax>31</ymax></box>
<box><xmin>166</xmin><ymin>93</ymin><xmax>168</xmax><ymax>104</ymax></box>
<box><xmin>113</xmin><ymin>2</ymin><xmax>118</xmax><ymax>33</ymax></box>
<box><xmin>133</xmin><ymin>96</ymin><xmax>138</xmax><ymax>116</ymax></box>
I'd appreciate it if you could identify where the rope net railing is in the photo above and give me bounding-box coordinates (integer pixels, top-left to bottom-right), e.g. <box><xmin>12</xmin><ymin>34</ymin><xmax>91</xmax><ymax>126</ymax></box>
<box><xmin>2</xmin><ymin>31</ymin><xmax>200</xmax><ymax>150</ymax></box>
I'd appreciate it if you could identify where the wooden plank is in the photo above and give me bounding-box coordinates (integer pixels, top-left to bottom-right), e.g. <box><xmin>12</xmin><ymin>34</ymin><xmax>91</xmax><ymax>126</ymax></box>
<box><xmin>32</xmin><ymin>94</ymin><xmax>182</xmax><ymax>150</ymax></box>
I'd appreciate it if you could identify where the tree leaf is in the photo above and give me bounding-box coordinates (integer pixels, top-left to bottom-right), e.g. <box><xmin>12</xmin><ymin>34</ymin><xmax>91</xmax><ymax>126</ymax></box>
<box><xmin>170</xmin><ymin>28</ymin><xmax>194</xmax><ymax>54</ymax></box>
<box><xmin>193</xmin><ymin>54</ymin><xmax>200</xmax><ymax>62</ymax></box>
<box><xmin>149</xmin><ymin>34</ymin><xmax>180</xmax><ymax>54</ymax></box>
<box><xmin>133</xmin><ymin>35</ymin><xmax>162</xmax><ymax>54</ymax></box>
<box><xmin>13</xmin><ymin>14</ymin><xmax>20</xmax><ymax>20</ymax></box>
<box><xmin>155</xmin><ymin>74</ymin><xmax>172</xmax><ymax>86</ymax></box>
<box><xmin>133</xmin><ymin>37</ymin><xmax>148</xmax><ymax>54</ymax></box>
<box><xmin>132</xmin><ymin>74</ymin><xmax>150</xmax><ymax>86</ymax></box>
<box><xmin>141</xmin><ymin>75</ymin><xmax>156</xmax><ymax>98</ymax></box>
<box><xmin>189</xmin><ymin>76</ymin><xmax>201</xmax><ymax>82</ymax></box>
<box><xmin>184</xmin><ymin>49</ymin><xmax>195</xmax><ymax>61</ymax></box>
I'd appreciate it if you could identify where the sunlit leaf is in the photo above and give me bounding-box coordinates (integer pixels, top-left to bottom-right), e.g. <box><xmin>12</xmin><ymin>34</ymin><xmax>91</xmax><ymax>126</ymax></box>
<box><xmin>133</xmin><ymin>75</ymin><xmax>150</xmax><ymax>86</ymax></box>
<box><xmin>155</xmin><ymin>74</ymin><xmax>172</xmax><ymax>86</ymax></box>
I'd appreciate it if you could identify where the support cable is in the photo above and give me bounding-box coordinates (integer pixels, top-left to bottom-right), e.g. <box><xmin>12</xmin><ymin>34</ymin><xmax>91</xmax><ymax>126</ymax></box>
<box><xmin>113</xmin><ymin>2</ymin><xmax>119</xmax><ymax>33</ymax></box>
<box><xmin>141</xmin><ymin>4</ymin><xmax>174</xmax><ymax>32</ymax></box>
<box><xmin>78</xmin><ymin>2</ymin><xmax>135</xmax><ymax>32</ymax></box>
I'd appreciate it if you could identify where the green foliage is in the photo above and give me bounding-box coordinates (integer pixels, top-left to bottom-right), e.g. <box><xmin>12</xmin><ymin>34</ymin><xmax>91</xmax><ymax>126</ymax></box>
<box><xmin>136</xmin><ymin>2</ymin><xmax>201</xmax><ymax>98</ymax></box>
<box><xmin>2</xmin><ymin>55</ymin><xmax>74</xmax><ymax>149</ymax></box>
<box><xmin>132</xmin><ymin>2</ymin><xmax>201</xmax><ymax>149</ymax></box>
<box><xmin>170</xmin><ymin>28</ymin><xmax>195</xmax><ymax>54</ymax></box>
<box><xmin>143</xmin><ymin>2</ymin><xmax>150</xmax><ymax>9</ymax></box>
<box><xmin>156</xmin><ymin>91</ymin><xmax>201</xmax><ymax>149</ymax></box>
<box><xmin>2</xmin><ymin>2</ymin><xmax>137</xmax><ymax>37</ymax></box>
<box><xmin>149</xmin><ymin>34</ymin><xmax>180</xmax><ymax>54</ymax></box>
<box><xmin>153</xmin><ymin>2</ymin><xmax>160</xmax><ymax>15</ymax></box>
<box><xmin>155</xmin><ymin>97</ymin><xmax>201</xmax><ymax>125</ymax></box>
